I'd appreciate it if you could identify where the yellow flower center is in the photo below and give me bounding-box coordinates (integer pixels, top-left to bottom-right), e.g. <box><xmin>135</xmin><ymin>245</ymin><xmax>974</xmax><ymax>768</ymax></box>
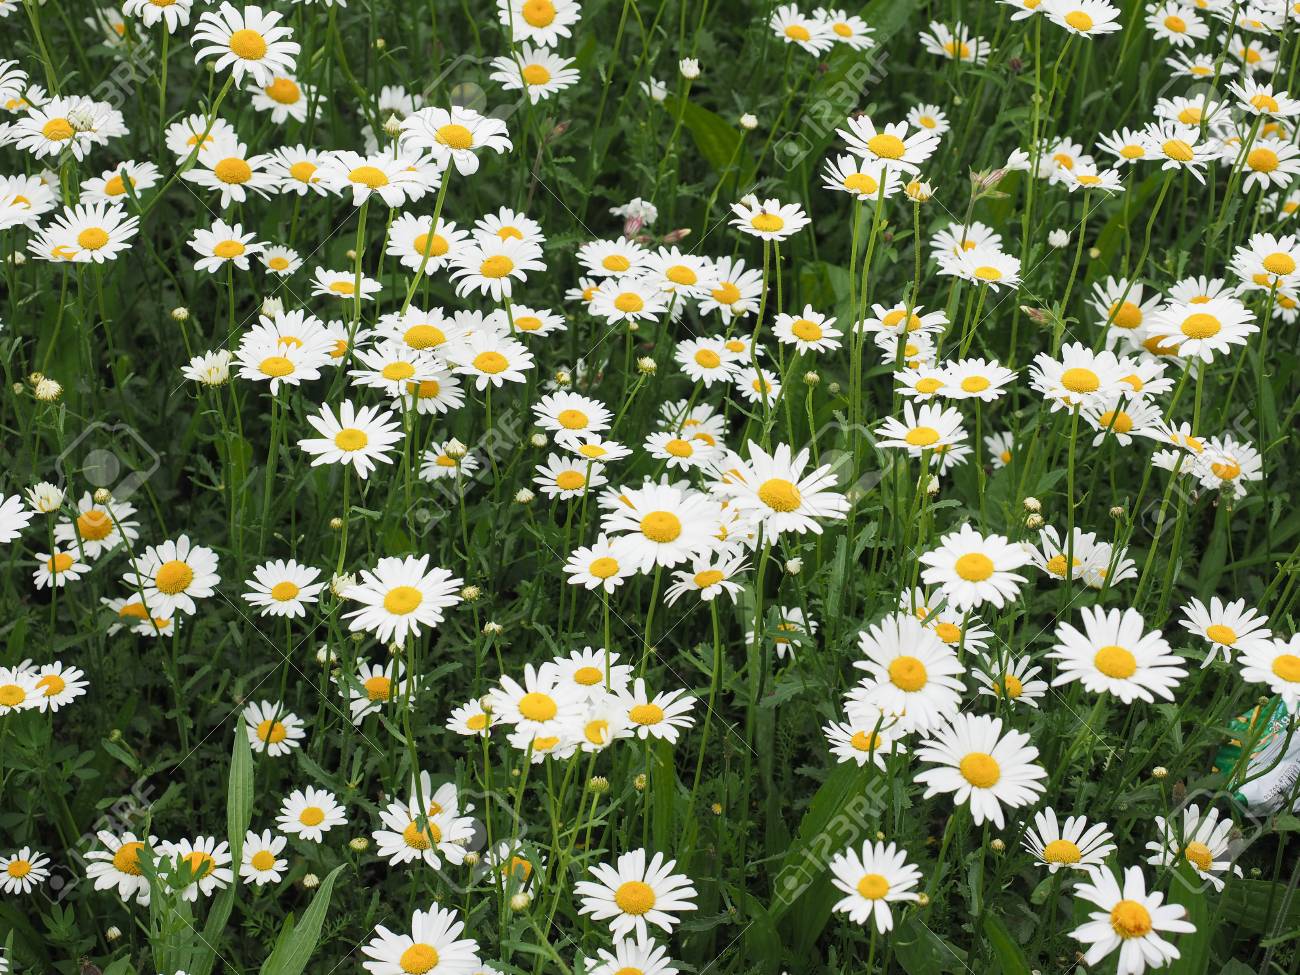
<box><xmin>757</xmin><ymin>477</ymin><xmax>802</xmax><ymax>512</ymax></box>
<box><xmin>382</xmin><ymin>361</ymin><xmax>416</xmax><ymax>382</ymax></box>
<box><xmin>404</xmin><ymin>324</ymin><xmax>446</xmax><ymax>349</ymax></box>
<box><xmin>934</xmin><ymin>621</ymin><xmax>962</xmax><ymax>644</ymax></box>
<box><xmin>954</xmin><ymin>553</ymin><xmax>994</xmax><ymax>581</ymax></box>
<box><xmin>265</xmin><ymin>78</ymin><xmax>301</xmax><ymax>104</ymax></box>
<box><xmin>398</xmin><ymin>944</ymin><xmax>441</xmax><ymax>975</ymax></box>
<box><xmin>585</xmin><ymin>719</ymin><xmax>610</xmax><ymax>745</ymax></box>
<box><xmin>1042</xmin><ymin>838</ymin><xmax>1081</xmax><ymax>863</ymax></box>
<box><xmin>791</xmin><ymin>318</ymin><xmax>823</xmax><ymax>341</ymax></box>
<box><xmin>1211</xmin><ymin>459</ymin><xmax>1241</xmax><ymax>480</ymax></box>
<box><xmin>480</xmin><ymin>254</ymin><xmax>515</xmax><ymax>278</ymax></box>
<box><xmin>666</xmin><ymin>265</ymin><xmax>697</xmax><ymax>285</ymax></box>
<box><xmin>333</xmin><ymin>427</ymin><xmax>369</xmax><ymax>451</ymax></box>
<box><xmin>867</xmin><ymin>134</ymin><xmax>906</xmax><ymax>159</ymax></box>
<box><xmin>1205</xmin><ymin>623</ymin><xmax>1237</xmax><ymax>646</ymax></box>
<box><xmin>383</xmin><ymin>585</ymin><xmax>424</xmax><ymax>615</ymax></box>
<box><xmin>959</xmin><ymin>752</ymin><xmax>1001</xmax><ymax>788</ymax></box>
<box><xmin>270</xmin><ymin>580</ymin><xmax>300</xmax><ymax>603</ymax></box>
<box><xmin>784</xmin><ymin>24</ymin><xmax>812</xmax><ymax>41</ymax></box>
<box><xmin>521</xmin><ymin>63</ymin><xmax>551</xmax><ymax>85</ymax></box>
<box><xmin>555</xmin><ymin>470</ymin><xmax>586</xmax><ymax>491</ymax></box>
<box><xmin>905</xmin><ymin>426</ymin><xmax>941</xmax><ymax>447</ymax></box>
<box><xmin>214</xmin><ymin>157</ymin><xmax>253</xmax><ymax>184</ymax></box>
<box><xmin>402</xmin><ymin>820</ymin><xmax>441</xmax><ymax>850</ymax></box>
<box><xmin>1162</xmin><ymin>139</ymin><xmax>1195</xmax><ymax>162</ymax></box>
<box><xmin>349</xmin><ymin>165</ymin><xmax>389</xmax><ymax>188</ymax></box>
<box><xmin>435</xmin><ymin>124</ymin><xmax>474</xmax><ymax>150</ymax></box>
<box><xmin>665</xmin><ymin>438</ymin><xmax>693</xmax><ymax>457</ymax></box>
<box><xmin>573</xmin><ymin>666</ymin><xmax>603</xmax><ymax>685</ymax></box>
<box><xmin>1061</xmin><ymin>367</ymin><xmax>1100</xmax><ymax>393</ymax></box>
<box><xmin>693</xmin><ymin>569</ymin><xmax>725</xmax><ymax>589</ymax></box>
<box><xmin>1184</xmin><ymin>841</ymin><xmax>1213</xmax><ymax>871</ymax></box>
<box><xmin>1164</xmin><ymin>14</ymin><xmax>1187</xmax><ymax>30</ymax></box>
<box><xmin>1110</xmin><ymin>900</ymin><xmax>1153</xmax><ymax>938</ymax></box>
<box><xmin>602</xmin><ymin>254</ymin><xmax>631</xmax><ymax>272</ymax></box>
<box><xmin>183</xmin><ymin>851</ymin><xmax>215</xmax><ymax>878</ymax></box>
<box><xmin>856</xmin><ymin>873</ymin><xmax>890</xmax><ymax>899</ymax></box>
<box><xmin>640</xmin><ymin>511</ymin><xmax>682</xmax><ymax>542</ymax></box>
<box><xmin>588</xmin><ymin>556</ymin><xmax>621</xmax><ymax>578</ymax></box>
<box><xmin>712</xmin><ymin>282</ymin><xmax>741</xmax><ymax>304</ymax></box>
<box><xmin>615</xmin><ymin>880</ymin><xmax>657</xmax><ymax>914</ymax></box>
<box><xmin>1248</xmin><ymin>148</ymin><xmax>1279</xmax><ymax>172</ymax></box>
<box><xmin>78</xmin><ymin>227</ymin><xmax>110</xmax><ymax>250</ymax></box>
<box><xmin>1272</xmin><ymin>653</ymin><xmax>1300</xmax><ymax>683</ymax></box>
<box><xmin>43</xmin><ymin>117</ymin><xmax>74</xmax><ymax>141</ymax></box>
<box><xmin>412</xmin><ymin>232</ymin><xmax>449</xmax><ymax>257</ymax></box>
<box><xmin>250</xmin><ymin>850</ymin><xmax>277</xmax><ymax>871</ymax></box>
<box><xmin>364</xmin><ymin>675</ymin><xmax>392</xmax><ymax>700</ymax></box>
<box><xmin>155</xmin><ymin>560</ymin><xmax>194</xmax><ymax>594</ymax></box>
<box><xmin>1252</xmin><ymin>93</ymin><xmax>1280</xmax><ymax>112</ymax></box>
<box><xmin>76</xmin><ymin>509</ymin><xmax>113</xmax><ymax>541</ymax></box>
<box><xmin>888</xmin><ymin>654</ymin><xmax>928</xmax><ymax>691</ymax></box>
<box><xmin>289</xmin><ymin>161</ymin><xmax>317</xmax><ymax>183</ymax></box>
<box><xmin>850</xmin><ymin>730</ymin><xmax>881</xmax><ymax>751</ymax></box>
<box><xmin>557</xmin><ymin>408</ymin><xmax>589</xmax><ymax>430</ymax></box>
<box><xmin>1064</xmin><ymin>10</ymin><xmax>1094</xmax><ymax>30</ymax></box>
<box><xmin>298</xmin><ymin>807</ymin><xmax>325</xmax><ymax>827</ymax></box>
<box><xmin>1181</xmin><ymin>313</ymin><xmax>1221</xmax><ymax>338</ymax></box>
<box><xmin>473</xmin><ymin>351</ymin><xmax>510</xmax><ymax>374</ymax></box>
<box><xmin>694</xmin><ymin>349</ymin><xmax>722</xmax><ymax>369</ymax></box>
<box><xmin>37</xmin><ymin>673</ymin><xmax>66</xmax><ymax>696</ymax></box>
<box><xmin>515</xmin><ymin>315</ymin><xmax>542</xmax><ymax>331</ymax></box>
<box><xmin>1109</xmin><ymin>301</ymin><xmax>1142</xmax><ymax>328</ymax></box>
<box><xmin>518</xmin><ymin>692</ymin><xmax>558</xmax><ymax>722</ymax></box>
<box><xmin>257</xmin><ymin>718</ymin><xmax>287</xmax><ymax>743</ymax></box>
<box><xmin>1094</xmin><ymin>644</ymin><xmax>1137</xmax><ymax>679</ymax></box>
<box><xmin>843</xmin><ymin>172</ymin><xmax>878</xmax><ymax>194</ymax></box>
<box><xmin>750</xmin><ymin>212</ymin><xmax>785</xmax><ymax>233</ymax></box>
<box><xmin>521</xmin><ymin>0</ymin><xmax>556</xmax><ymax>26</ymax></box>
<box><xmin>1098</xmin><ymin>410</ymin><xmax>1134</xmax><ymax>434</ymax></box>
<box><xmin>630</xmin><ymin>703</ymin><xmax>665</xmax><ymax>725</ymax></box>
<box><xmin>1263</xmin><ymin>253</ymin><xmax>1296</xmax><ymax>275</ymax></box>
<box><xmin>974</xmin><ymin>265</ymin><xmax>1002</xmax><ymax>281</ymax></box>
<box><xmin>113</xmin><ymin>842</ymin><xmax>144</xmax><ymax>875</ymax></box>
<box><xmin>614</xmin><ymin>292</ymin><xmax>644</xmax><ymax>313</ymax></box>
<box><xmin>228</xmin><ymin>28</ymin><xmax>268</xmax><ymax>60</ymax></box>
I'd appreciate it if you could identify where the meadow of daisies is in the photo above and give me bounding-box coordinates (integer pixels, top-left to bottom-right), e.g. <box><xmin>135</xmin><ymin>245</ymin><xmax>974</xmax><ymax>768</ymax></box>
<box><xmin>6</xmin><ymin>0</ymin><xmax>1300</xmax><ymax>972</ymax></box>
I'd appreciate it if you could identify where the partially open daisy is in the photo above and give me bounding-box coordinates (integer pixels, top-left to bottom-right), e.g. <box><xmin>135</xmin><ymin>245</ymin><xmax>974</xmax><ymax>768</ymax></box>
<box><xmin>277</xmin><ymin>786</ymin><xmax>347</xmax><ymax>843</ymax></box>
<box><xmin>918</xmin><ymin>526</ymin><xmax>1030</xmax><ymax>611</ymax></box>
<box><xmin>342</xmin><ymin>555</ymin><xmax>462</xmax><ymax>645</ymax></box>
<box><xmin>972</xmin><ymin>654</ymin><xmax>1048</xmax><ymax>708</ymax></box>
<box><xmin>161</xmin><ymin>836</ymin><xmax>233</xmax><ymax>902</ymax></box>
<box><xmin>851</xmin><ymin>612</ymin><xmax>965</xmax><ymax>733</ymax></box>
<box><xmin>823</xmin><ymin>704</ymin><xmax>908</xmax><ymax>770</ymax></box>
<box><xmin>242</xmin><ymin>558</ymin><xmax>323</xmax><ymax>619</ymax></box>
<box><xmin>828</xmin><ymin>840</ymin><xmax>921</xmax><ymax>933</ymax></box>
<box><xmin>298</xmin><ymin>400</ymin><xmax>404</xmax><ymax>479</ymax></box>
<box><xmin>1023</xmin><ymin>808</ymin><xmax>1116</xmax><ymax>873</ymax></box>
<box><xmin>242</xmin><ymin>699</ymin><xmax>306</xmax><ymax>756</ymax></box>
<box><xmin>1180</xmin><ymin>596</ymin><xmax>1271</xmax><ymax>667</ymax></box>
<box><xmin>400</xmin><ymin>105</ymin><xmax>511</xmax><ymax>175</ymax></box>
<box><xmin>1144</xmin><ymin>803</ymin><xmax>1241</xmax><ymax>892</ymax></box>
<box><xmin>1069</xmin><ymin>866</ymin><xmax>1196</xmax><ymax>974</ymax></box>
<box><xmin>122</xmin><ymin>535</ymin><xmax>220</xmax><ymax>618</ymax></box>
<box><xmin>1048</xmin><ymin>605</ymin><xmax>1187</xmax><ymax>704</ymax></box>
<box><xmin>239</xmin><ymin>830</ymin><xmax>287</xmax><ymax>886</ymax></box>
<box><xmin>192</xmin><ymin>2</ymin><xmax>300</xmax><ymax>86</ymax></box>
<box><xmin>915</xmin><ymin>713</ymin><xmax>1047</xmax><ymax>828</ymax></box>
<box><xmin>575</xmin><ymin>849</ymin><xmax>698</xmax><ymax>942</ymax></box>
<box><xmin>709</xmin><ymin>440</ymin><xmax>849</xmax><ymax>537</ymax></box>
<box><xmin>360</xmin><ymin>903</ymin><xmax>482</xmax><ymax>975</ymax></box>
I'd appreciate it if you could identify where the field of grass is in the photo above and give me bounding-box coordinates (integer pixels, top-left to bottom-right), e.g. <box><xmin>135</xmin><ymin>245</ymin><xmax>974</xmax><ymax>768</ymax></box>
<box><xmin>2</xmin><ymin>0</ymin><xmax>1300</xmax><ymax>973</ymax></box>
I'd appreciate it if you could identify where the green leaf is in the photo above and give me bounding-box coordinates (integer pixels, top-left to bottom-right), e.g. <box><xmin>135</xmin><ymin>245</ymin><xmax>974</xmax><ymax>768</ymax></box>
<box><xmin>664</xmin><ymin>99</ymin><xmax>753</xmax><ymax>183</ymax></box>
<box><xmin>982</xmin><ymin>913</ymin><xmax>1032</xmax><ymax>975</ymax></box>
<box><xmin>260</xmin><ymin>864</ymin><xmax>346</xmax><ymax>975</ymax></box>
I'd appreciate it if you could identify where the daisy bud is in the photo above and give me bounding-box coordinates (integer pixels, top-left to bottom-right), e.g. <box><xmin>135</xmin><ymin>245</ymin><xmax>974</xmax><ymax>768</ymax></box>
<box><xmin>1048</xmin><ymin>229</ymin><xmax>1070</xmax><ymax>248</ymax></box>
<box><xmin>1109</xmin><ymin>506</ymin><xmax>1125</xmax><ymax>518</ymax></box>
<box><xmin>28</xmin><ymin>371</ymin><xmax>44</xmax><ymax>384</ymax></box>
<box><xmin>463</xmin><ymin>851</ymin><xmax>480</xmax><ymax>867</ymax></box>
<box><xmin>1088</xmin><ymin>247</ymin><xmax>1101</xmax><ymax>259</ymax></box>
<box><xmin>803</xmin><ymin>371</ymin><xmax>820</xmax><ymax>386</ymax></box>
<box><xmin>460</xmin><ymin>585</ymin><xmax>481</xmax><ymax>601</ymax></box>
<box><xmin>11</xmin><ymin>383</ymin><xmax>23</xmax><ymax>395</ymax></box>
<box><xmin>109</xmin><ymin>728</ymin><xmax>123</xmax><ymax>741</ymax></box>
<box><xmin>510</xmin><ymin>892</ymin><xmax>532</xmax><ymax>911</ymax></box>
<box><xmin>1023</xmin><ymin>497</ymin><xmax>1041</xmax><ymax>512</ymax></box>
<box><xmin>34</xmin><ymin>378</ymin><xmax>63</xmax><ymax>401</ymax></box>
<box><xmin>739</xmin><ymin>113</ymin><xmax>758</xmax><ymax>130</ymax></box>
<box><xmin>67</xmin><ymin>107</ymin><xmax>96</xmax><ymax>131</ymax></box>
<box><xmin>785</xmin><ymin>557</ymin><xmax>803</xmax><ymax>575</ymax></box>
<box><xmin>302</xmin><ymin>873</ymin><xmax>319</xmax><ymax>889</ymax></box>
<box><xmin>553</xmin><ymin>369</ymin><xmax>571</xmax><ymax>386</ymax></box>
<box><xmin>375</xmin><ymin>37</ymin><xmax>386</xmax><ymax>49</ymax></box>
<box><xmin>711</xmin><ymin>803</ymin><xmax>722</xmax><ymax>815</ymax></box>
<box><xmin>93</xmin><ymin>488</ymin><xmax>112</xmax><ymax>504</ymax></box>
<box><xmin>386</xmin><ymin>641</ymin><xmax>402</xmax><ymax>657</ymax></box>
<box><xmin>330</xmin><ymin>572</ymin><xmax>357</xmax><ymax>597</ymax></box>
<box><xmin>1152</xmin><ymin>766</ymin><xmax>1168</xmax><ymax>779</ymax></box>
<box><xmin>634</xmin><ymin>773</ymin><xmax>647</xmax><ymax>791</ymax></box>
<box><xmin>875</xmin><ymin>831</ymin><xmax>886</xmax><ymax>841</ymax></box>
<box><xmin>990</xmin><ymin>838</ymin><xmax>1006</xmax><ymax>853</ymax></box>
<box><xmin>926</xmin><ymin>476</ymin><xmax>940</xmax><ymax>496</ymax></box>
<box><xmin>329</xmin><ymin>517</ymin><xmax>343</xmax><ymax>530</ymax></box>
<box><xmin>105</xmin><ymin>926</ymin><xmax>122</xmax><ymax>942</ymax></box>
<box><xmin>916</xmin><ymin>893</ymin><xmax>930</xmax><ymax>907</ymax></box>
<box><xmin>589</xmin><ymin>775</ymin><xmax>610</xmax><ymax>794</ymax></box>
<box><xmin>171</xmin><ymin>306</ymin><xmax>189</xmax><ymax>321</ymax></box>
<box><xmin>679</xmin><ymin>58</ymin><xmax>700</xmax><ymax>80</ymax></box>
<box><xmin>827</xmin><ymin>381</ymin><xmax>841</xmax><ymax>395</ymax></box>
<box><xmin>10</xmin><ymin>252</ymin><xmax>26</xmax><ymax>266</ymax></box>
<box><xmin>383</xmin><ymin>113</ymin><xmax>402</xmax><ymax>137</ymax></box>
<box><xmin>1019</xmin><ymin>304</ymin><xmax>1052</xmax><ymax>326</ymax></box>
<box><xmin>661</xmin><ymin>228</ymin><xmax>691</xmax><ymax>244</ymax></box>
<box><xmin>444</xmin><ymin>438</ymin><xmax>468</xmax><ymax>459</ymax></box>
<box><xmin>905</xmin><ymin>180</ymin><xmax>934</xmax><ymax>202</ymax></box>
<box><xmin>1250</xmin><ymin>866</ymin><xmax>1262</xmax><ymax>877</ymax></box>
<box><xmin>514</xmin><ymin>488</ymin><xmax>534</xmax><ymax>504</ymax></box>
<box><xmin>478</xmin><ymin>695</ymin><xmax>494</xmax><ymax>712</ymax></box>
<box><xmin>549</xmin><ymin>121</ymin><xmax>570</xmax><ymax>140</ymax></box>
<box><xmin>627</xmin><ymin>321</ymin><xmax>640</xmax><ymax>333</ymax></box>
<box><xmin>637</xmin><ymin>357</ymin><xmax>657</xmax><ymax>375</ymax></box>
<box><xmin>483</xmin><ymin>621</ymin><xmax>503</xmax><ymax>635</ymax></box>
<box><xmin>529</xmin><ymin>433</ymin><xmax>548</xmax><ymax>448</ymax></box>
<box><xmin>1025</xmin><ymin>513</ymin><xmax>1044</xmax><ymax>529</ymax></box>
<box><xmin>349</xmin><ymin>836</ymin><xmax>369</xmax><ymax>852</ymax></box>
<box><xmin>27</xmin><ymin>481</ymin><xmax>64</xmax><ymax>513</ymax></box>
<box><xmin>261</xmin><ymin>296</ymin><xmax>284</xmax><ymax>317</ymax></box>
<box><xmin>346</xmin><ymin>249</ymin><xmax>357</xmax><ymax>261</ymax></box>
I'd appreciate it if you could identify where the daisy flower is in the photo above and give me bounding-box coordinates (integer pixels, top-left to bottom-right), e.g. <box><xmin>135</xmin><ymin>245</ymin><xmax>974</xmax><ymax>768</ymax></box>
<box><xmin>318</xmin><ymin>150</ymin><xmax>421</xmax><ymax>207</ymax></box>
<box><xmin>1146</xmin><ymin>295</ymin><xmax>1257</xmax><ymax>362</ymax></box>
<box><xmin>838</xmin><ymin>117</ymin><xmax>940</xmax><ymax>173</ymax></box>
<box><xmin>243</xmin><ymin>700</ymin><xmax>306</xmax><ymax>756</ymax></box>
<box><xmin>915</xmin><ymin>713</ymin><xmax>1047</xmax><ymax>828</ymax></box>
<box><xmin>773</xmin><ymin>306</ymin><xmax>843</xmax><ymax>353</ymax></box>
<box><xmin>447</xmin><ymin>699</ymin><xmax>495</xmax><ymax>737</ymax></box>
<box><xmin>876</xmin><ymin>402</ymin><xmax>966</xmax><ymax>455</ymax></box>
<box><xmin>80</xmin><ymin>159</ymin><xmax>162</xmax><ymax>204</ymax></box>
<box><xmin>189</xmin><ymin>219</ymin><xmax>262</xmax><ymax>273</ymax></box>
<box><xmin>1180</xmin><ymin>596</ymin><xmax>1271</xmax><ymax>666</ymax></box>
<box><xmin>277</xmin><ymin>786</ymin><xmax>347</xmax><ymax>843</ymax></box>
<box><xmin>30</xmin><ymin>202</ymin><xmax>139</xmax><ymax>264</ymax></box>
<box><xmin>1043</xmin><ymin>0</ymin><xmax>1123</xmax><ymax>36</ymax></box>
<box><xmin>297</xmin><ymin>400</ymin><xmax>404</xmax><ymax>479</ymax></box>
<box><xmin>1069</xmin><ymin>866</ymin><xmax>1195</xmax><ymax>975</ymax></box>
<box><xmin>940</xmin><ymin>358</ymin><xmax>1016</xmax><ymax>402</ymax></box>
<box><xmin>770</xmin><ymin>3</ymin><xmax>835</xmax><ymax>53</ymax></box>
<box><xmin>709</xmin><ymin>440</ymin><xmax>849</xmax><ymax>537</ymax></box>
<box><xmin>0</xmin><ymin>847</ymin><xmax>50</xmax><ymax>894</ymax></box>
<box><xmin>1029</xmin><ymin>342</ymin><xmax>1127</xmax><ymax>411</ymax></box>
<box><xmin>53</xmin><ymin>492</ymin><xmax>138</xmax><ymax>559</ymax></box>
<box><xmin>918</xmin><ymin>526</ymin><xmax>1030</xmax><ymax>611</ymax></box>
<box><xmin>340</xmin><ymin>660</ymin><xmax>412</xmax><ymax>724</ymax></box>
<box><xmin>85</xmin><ymin>832</ymin><xmax>157</xmax><ymax>905</ymax></box>
<box><xmin>239</xmin><ymin>830</ymin><xmax>287</xmax><ymax>886</ymax></box>
<box><xmin>972</xmin><ymin>655</ymin><xmax>1049</xmax><ymax>708</ymax></box>
<box><xmin>585</xmin><ymin>939</ymin><xmax>681</xmax><ymax>975</ymax></box>
<box><xmin>242</xmin><ymin>558</ymin><xmax>323</xmax><ymax>618</ymax></box>
<box><xmin>823</xmin><ymin>707</ymin><xmax>908</xmax><ymax>770</ymax></box>
<box><xmin>545</xmin><ymin>647</ymin><xmax>633</xmax><ymax>701</ymax></box>
<box><xmin>1239</xmin><ymin>634</ymin><xmax>1300</xmax><ymax>707</ymax></box>
<box><xmin>27</xmin><ymin>660</ymin><xmax>87</xmax><ymax>712</ymax></box>
<box><xmin>643</xmin><ymin>431</ymin><xmax>717</xmax><ymax>472</ymax></box>
<box><xmin>184</xmin><ymin>139</ymin><xmax>277</xmax><ymax>208</ymax></box>
<box><xmin>1142</xmin><ymin>121</ymin><xmax>1214</xmax><ymax>182</ymax></box>
<box><xmin>851</xmin><ymin>613</ymin><xmax>965</xmax><ymax>733</ymax></box>
<box><xmin>123</xmin><ymin>0</ymin><xmax>196</xmax><ymax>31</ymax></box>
<box><xmin>121</xmin><ymin>535</ymin><xmax>220</xmax><ymax>618</ymax></box>
<box><xmin>535</xmin><ymin>453</ymin><xmax>607</xmax><ymax>499</ymax></box>
<box><xmin>400</xmin><ymin>106</ymin><xmax>511</xmax><ymax>175</ymax></box>
<box><xmin>822</xmin><ymin>154</ymin><xmax>902</xmax><ymax>200</ymax></box>
<box><xmin>601</xmin><ymin>483</ymin><xmax>722</xmax><ymax>570</ymax></box>
<box><xmin>161</xmin><ymin>836</ymin><xmax>233</xmax><ymax>901</ymax></box>
<box><xmin>534</xmin><ymin>391</ymin><xmax>611</xmax><ymax>437</ymax></box>
<box><xmin>589</xmin><ymin>278</ymin><xmax>670</xmax><ymax>324</ymax></box>
<box><xmin>1238</xmin><ymin>137</ymin><xmax>1300</xmax><ymax>192</ymax></box>
<box><xmin>192</xmin><ymin>2</ymin><xmax>300</xmax><ymax>86</ymax></box>
<box><xmin>1145</xmin><ymin>803</ymin><xmax>1241</xmax><ymax>892</ymax></box>
<box><xmin>388</xmin><ymin>213</ymin><xmax>469</xmax><ymax>274</ymax></box>
<box><xmin>311</xmin><ymin>267</ymin><xmax>382</xmax><ymax>301</ymax></box>
<box><xmin>491</xmin><ymin>663</ymin><xmax>584</xmax><ymax>734</ymax></box>
<box><xmin>448</xmin><ymin>235</ymin><xmax>544</xmax><ymax>300</ymax></box>
<box><xmin>497</xmin><ymin>0</ymin><xmax>580</xmax><ymax>45</ymax></box>
<box><xmin>575</xmin><ymin>849</ymin><xmax>698</xmax><ymax>941</ymax></box>
<box><xmin>342</xmin><ymin>555</ymin><xmax>462</xmax><ymax>645</ymax></box>
<box><xmin>937</xmin><ymin>245</ymin><xmax>1022</xmax><ymax>290</ymax></box>
<box><xmin>419</xmin><ymin>442</ymin><xmax>481</xmax><ymax>481</ymax></box>
<box><xmin>828</xmin><ymin>840</ymin><xmax>921</xmax><ymax>932</ymax></box>
<box><xmin>1023</xmin><ymin>808</ymin><xmax>1116</xmax><ymax>873</ymax></box>
<box><xmin>249</xmin><ymin>72</ymin><xmax>315</xmax><ymax>124</ymax></box>
<box><xmin>372</xmin><ymin>794</ymin><xmax>475</xmax><ymax>870</ymax></box>
<box><xmin>564</xmin><ymin>534</ymin><xmax>638</xmax><ymax>592</ymax></box>
<box><xmin>729</xmin><ymin>195</ymin><xmax>811</xmax><ymax>241</ymax></box>
<box><xmin>615</xmin><ymin>678</ymin><xmax>696</xmax><ymax>743</ymax></box>
<box><xmin>697</xmin><ymin>256</ymin><xmax>763</xmax><ymax>321</ymax></box>
<box><xmin>919</xmin><ymin>21</ymin><xmax>990</xmax><ymax>64</ymax></box>
<box><xmin>0</xmin><ymin>174</ymin><xmax>57</xmax><ymax>231</ymax></box>
<box><xmin>490</xmin><ymin>45</ymin><xmax>579</xmax><ymax>102</ymax></box>
<box><xmin>1230</xmin><ymin>233</ymin><xmax>1300</xmax><ymax>292</ymax></box>
<box><xmin>360</xmin><ymin>903</ymin><xmax>481</xmax><ymax>975</ymax></box>
<box><xmin>264</xmin><ymin>144</ymin><xmax>327</xmax><ymax>195</ymax></box>
<box><xmin>1194</xmin><ymin>435</ymin><xmax>1263</xmax><ymax>499</ymax></box>
<box><xmin>260</xmin><ymin>245</ymin><xmax>302</xmax><ymax>275</ymax></box>
<box><xmin>448</xmin><ymin>332</ymin><xmax>535</xmax><ymax>390</ymax></box>
<box><xmin>1048</xmin><ymin>606</ymin><xmax>1187</xmax><ymax>703</ymax></box>
<box><xmin>235</xmin><ymin>335</ymin><xmax>330</xmax><ymax>392</ymax></box>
